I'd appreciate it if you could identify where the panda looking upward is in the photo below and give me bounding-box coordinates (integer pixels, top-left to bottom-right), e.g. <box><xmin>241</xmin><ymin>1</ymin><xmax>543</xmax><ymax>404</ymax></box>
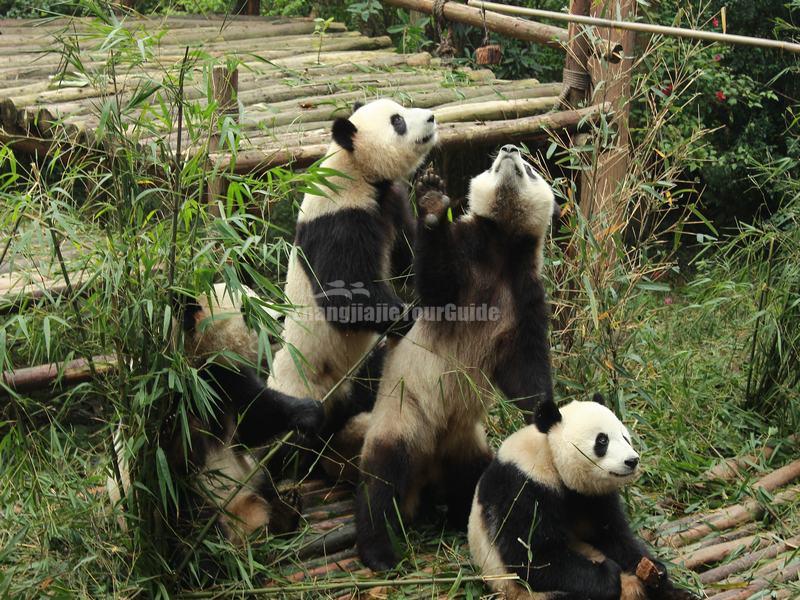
<box><xmin>268</xmin><ymin>99</ymin><xmax>437</xmax><ymax>444</ymax></box>
<box><xmin>356</xmin><ymin>145</ymin><xmax>559</xmax><ymax>571</ymax></box>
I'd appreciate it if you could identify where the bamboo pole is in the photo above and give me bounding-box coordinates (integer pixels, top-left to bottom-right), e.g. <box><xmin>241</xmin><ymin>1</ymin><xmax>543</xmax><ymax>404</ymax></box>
<box><xmin>678</xmin><ymin>532</ymin><xmax>765</xmax><ymax>570</ymax></box>
<box><xmin>699</xmin><ymin>535</ymin><xmax>800</xmax><ymax>585</ymax></box>
<box><xmin>468</xmin><ymin>0</ymin><xmax>800</xmax><ymax>54</ymax></box>
<box><xmin>707</xmin><ymin>558</ymin><xmax>800</xmax><ymax>600</ymax></box>
<box><xmin>0</xmin><ymin>355</ymin><xmax>116</xmax><ymax>395</ymax></box>
<box><xmin>380</xmin><ymin>0</ymin><xmax>567</xmax><ymax>47</ymax></box>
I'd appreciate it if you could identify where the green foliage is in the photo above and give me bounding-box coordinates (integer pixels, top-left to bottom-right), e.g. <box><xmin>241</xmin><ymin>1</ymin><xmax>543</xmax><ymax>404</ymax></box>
<box><xmin>634</xmin><ymin>0</ymin><xmax>799</xmax><ymax>223</ymax></box>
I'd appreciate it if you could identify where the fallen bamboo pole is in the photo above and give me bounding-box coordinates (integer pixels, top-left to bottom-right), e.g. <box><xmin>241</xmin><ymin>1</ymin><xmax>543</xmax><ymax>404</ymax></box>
<box><xmin>678</xmin><ymin>533</ymin><xmax>766</xmax><ymax>570</ymax></box>
<box><xmin>380</xmin><ymin>0</ymin><xmax>567</xmax><ymax>48</ymax></box>
<box><xmin>468</xmin><ymin>0</ymin><xmax>800</xmax><ymax>54</ymax></box>
<box><xmin>660</xmin><ymin>485</ymin><xmax>800</xmax><ymax>548</ymax></box>
<box><xmin>699</xmin><ymin>534</ymin><xmax>800</xmax><ymax>585</ymax></box>
<box><xmin>707</xmin><ymin>557</ymin><xmax>800</xmax><ymax>600</ymax></box>
<box><xmin>0</xmin><ymin>355</ymin><xmax>116</xmax><ymax>395</ymax></box>
<box><xmin>700</xmin><ymin>435</ymin><xmax>798</xmax><ymax>482</ymax></box>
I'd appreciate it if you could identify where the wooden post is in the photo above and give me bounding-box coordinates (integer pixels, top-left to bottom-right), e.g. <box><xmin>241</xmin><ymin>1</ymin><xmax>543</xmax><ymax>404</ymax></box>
<box><xmin>561</xmin><ymin>0</ymin><xmax>592</xmax><ymax>110</ymax></box>
<box><xmin>246</xmin><ymin>0</ymin><xmax>260</xmax><ymax>16</ymax></box>
<box><xmin>579</xmin><ymin>0</ymin><xmax>636</xmax><ymax>219</ymax></box>
<box><xmin>208</xmin><ymin>65</ymin><xmax>239</xmax><ymax>209</ymax></box>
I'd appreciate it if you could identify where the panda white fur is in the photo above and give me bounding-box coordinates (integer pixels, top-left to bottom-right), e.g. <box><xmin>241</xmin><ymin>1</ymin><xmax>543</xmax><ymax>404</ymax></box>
<box><xmin>266</xmin><ymin>99</ymin><xmax>437</xmax><ymax>475</ymax></box>
<box><xmin>468</xmin><ymin>395</ymin><xmax>686</xmax><ymax>600</ymax></box>
<box><xmin>108</xmin><ymin>283</ymin><xmax>323</xmax><ymax>545</ymax></box>
<box><xmin>356</xmin><ymin>145</ymin><xmax>559</xmax><ymax>570</ymax></box>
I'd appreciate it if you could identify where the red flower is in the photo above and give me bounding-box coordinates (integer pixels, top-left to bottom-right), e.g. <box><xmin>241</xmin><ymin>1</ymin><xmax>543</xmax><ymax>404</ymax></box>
<box><xmin>662</xmin><ymin>83</ymin><xmax>673</xmax><ymax>96</ymax></box>
<box><xmin>714</xmin><ymin>54</ymin><xmax>722</xmax><ymax>62</ymax></box>
<box><xmin>664</xmin><ymin>296</ymin><xmax>674</xmax><ymax>306</ymax></box>
<box><xmin>715</xmin><ymin>90</ymin><xmax>726</xmax><ymax>102</ymax></box>
<box><xmin>712</xmin><ymin>17</ymin><xmax>719</xmax><ymax>27</ymax></box>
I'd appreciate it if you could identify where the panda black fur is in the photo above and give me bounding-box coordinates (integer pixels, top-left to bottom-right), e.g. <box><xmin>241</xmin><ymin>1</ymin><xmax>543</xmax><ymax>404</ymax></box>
<box><xmin>267</xmin><ymin>99</ymin><xmax>437</xmax><ymax>476</ymax></box>
<box><xmin>109</xmin><ymin>283</ymin><xmax>323</xmax><ymax>545</ymax></box>
<box><xmin>356</xmin><ymin>145</ymin><xmax>559</xmax><ymax>571</ymax></box>
<box><xmin>468</xmin><ymin>395</ymin><xmax>687</xmax><ymax>600</ymax></box>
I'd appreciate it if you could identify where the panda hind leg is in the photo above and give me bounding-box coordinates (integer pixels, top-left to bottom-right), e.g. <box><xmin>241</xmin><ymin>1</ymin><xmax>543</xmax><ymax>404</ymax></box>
<box><xmin>441</xmin><ymin>427</ymin><xmax>493</xmax><ymax>529</ymax></box>
<box><xmin>356</xmin><ymin>435</ymin><xmax>421</xmax><ymax>572</ymax></box>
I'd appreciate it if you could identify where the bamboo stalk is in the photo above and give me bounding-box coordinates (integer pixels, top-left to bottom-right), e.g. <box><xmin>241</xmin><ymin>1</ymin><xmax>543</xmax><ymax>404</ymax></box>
<box><xmin>468</xmin><ymin>0</ymin><xmax>800</xmax><ymax>54</ymax></box>
<box><xmin>700</xmin><ymin>434</ymin><xmax>798</xmax><ymax>482</ymax></box>
<box><xmin>699</xmin><ymin>535</ymin><xmax>800</xmax><ymax>585</ymax></box>
<box><xmin>678</xmin><ymin>533</ymin><xmax>764</xmax><ymax>570</ymax></box>
<box><xmin>660</xmin><ymin>485</ymin><xmax>800</xmax><ymax>548</ymax></box>
<box><xmin>0</xmin><ymin>355</ymin><xmax>116</xmax><ymax>395</ymax></box>
<box><xmin>675</xmin><ymin>523</ymin><xmax>760</xmax><ymax>555</ymax></box>
<box><xmin>656</xmin><ymin>459</ymin><xmax>800</xmax><ymax>538</ymax></box>
<box><xmin>434</xmin><ymin>96</ymin><xmax>560</xmax><ymax>123</ymax></box>
<box><xmin>706</xmin><ymin>557</ymin><xmax>800</xmax><ymax>600</ymax></box>
<box><xmin>381</xmin><ymin>0</ymin><xmax>567</xmax><ymax>47</ymax></box>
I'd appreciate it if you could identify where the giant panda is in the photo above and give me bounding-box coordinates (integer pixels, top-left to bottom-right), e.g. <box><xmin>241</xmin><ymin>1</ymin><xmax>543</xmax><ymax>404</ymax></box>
<box><xmin>355</xmin><ymin>144</ymin><xmax>559</xmax><ymax>571</ymax></box>
<box><xmin>468</xmin><ymin>395</ymin><xmax>689</xmax><ymax>600</ymax></box>
<box><xmin>108</xmin><ymin>283</ymin><xmax>323</xmax><ymax>545</ymax></box>
<box><xmin>266</xmin><ymin>98</ymin><xmax>438</xmax><ymax>477</ymax></box>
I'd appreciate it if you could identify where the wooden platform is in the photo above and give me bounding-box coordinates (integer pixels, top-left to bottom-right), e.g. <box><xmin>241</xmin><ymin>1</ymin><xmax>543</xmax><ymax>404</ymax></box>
<box><xmin>0</xmin><ymin>14</ymin><xmax>603</xmax><ymax>174</ymax></box>
<box><xmin>267</xmin><ymin>457</ymin><xmax>800</xmax><ymax>598</ymax></box>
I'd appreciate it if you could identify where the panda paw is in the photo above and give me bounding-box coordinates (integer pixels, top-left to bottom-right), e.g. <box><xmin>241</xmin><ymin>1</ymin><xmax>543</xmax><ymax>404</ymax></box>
<box><xmin>417</xmin><ymin>187</ymin><xmax>450</xmax><ymax>228</ymax></box>
<box><xmin>415</xmin><ymin>165</ymin><xmax>447</xmax><ymax>198</ymax></box>
<box><xmin>269</xmin><ymin>486</ymin><xmax>303</xmax><ymax>534</ymax></box>
<box><xmin>291</xmin><ymin>398</ymin><xmax>325</xmax><ymax>434</ymax></box>
<box><xmin>360</xmin><ymin>544</ymin><xmax>399</xmax><ymax>572</ymax></box>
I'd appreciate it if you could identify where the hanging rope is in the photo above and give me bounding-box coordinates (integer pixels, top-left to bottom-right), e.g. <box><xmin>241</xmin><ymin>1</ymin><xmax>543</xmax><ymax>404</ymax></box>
<box><xmin>555</xmin><ymin>67</ymin><xmax>592</xmax><ymax>110</ymax></box>
<box><xmin>432</xmin><ymin>0</ymin><xmax>456</xmax><ymax>59</ymax></box>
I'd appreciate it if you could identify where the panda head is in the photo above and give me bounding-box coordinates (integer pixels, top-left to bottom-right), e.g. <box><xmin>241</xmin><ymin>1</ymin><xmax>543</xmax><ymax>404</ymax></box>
<box><xmin>468</xmin><ymin>145</ymin><xmax>559</xmax><ymax>236</ymax></box>
<box><xmin>534</xmin><ymin>395</ymin><xmax>640</xmax><ymax>496</ymax></box>
<box><xmin>330</xmin><ymin>99</ymin><xmax>437</xmax><ymax>182</ymax></box>
<box><xmin>176</xmin><ymin>282</ymin><xmax>265</xmax><ymax>368</ymax></box>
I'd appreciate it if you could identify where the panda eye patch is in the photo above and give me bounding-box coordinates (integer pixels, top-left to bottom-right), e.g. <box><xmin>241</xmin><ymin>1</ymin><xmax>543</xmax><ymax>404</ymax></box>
<box><xmin>391</xmin><ymin>114</ymin><xmax>407</xmax><ymax>135</ymax></box>
<box><xmin>594</xmin><ymin>433</ymin><xmax>609</xmax><ymax>457</ymax></box>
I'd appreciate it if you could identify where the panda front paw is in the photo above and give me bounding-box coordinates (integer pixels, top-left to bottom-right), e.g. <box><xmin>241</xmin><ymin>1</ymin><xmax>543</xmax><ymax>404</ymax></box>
<box><xmin>415</xmin><ymin>165</ymin><xmax>447</xmax><ymax>198</ymax></box>
<box><xmin>360</xmin><ymin>543</ymin><xmax>399</xmax><ymax>572</ymax></box>
<box><xmin>269</xmin><ymin>486</ymin><xmax>303</xmax><ymax>534</ymax></box>
<box><xmin>291</xmin><ymin>398</ymin><xmax>324</xmax><ymax>434</ymax></box>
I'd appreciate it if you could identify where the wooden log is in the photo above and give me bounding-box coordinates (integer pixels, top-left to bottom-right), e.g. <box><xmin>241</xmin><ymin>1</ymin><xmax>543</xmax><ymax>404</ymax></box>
<box><xmin>678</xmin><ymin>533</ymin><xmax>765</xmax><ymax>571</ymax></box>
<box><xmin>208</xmin><ymin>65</ymin><xmax>239</xmax><ymax>206</ymax></box>
<box><xmin>707</xmin><ymin>557</ymin><xmax>800</xmax><ymax>600</ymax></box>
<box><xmin>433</xmin><ymin>96</ymin><xmax>560</xmax><ymax>123</ymax></box>
<box><xmin>660</xmin><ymin>485</ymin><xmax>800</xmax><ymax>548</ymax></box>
<box><xmin>296</xmin><ymin>523</ymin><xmax>356</xmax><ymax>559</ymax></box>
<box><xmin>0</xmin><ymin>355</ymin><xmax>116</xmax><ymax>395</ymax></box>
<box><xmin>380</xmin><ymin>0</ymin><xmax>567</xmax><ymax>48</ymax></box>
<box><xmin>701</xmin><ymin>435</ymin><xmax>798</xmax><ymax>482</ymax></box>
<box><xmin>699</xmin><ymin>535</ymin><xmax>800</xmax><ymax>584</ymax></box>
<box><xmin>561</xmin><ymin>0</ymin><xmax>592</xmax><ymax>110</ymax></box>
<box><xmin>653</xmin><ymin>459</ymin><xmax>800</xmax><ymax>540</ymax></box>
<box><xmin>218</xmin><ymin>103</ymin><xmax>606</xmax><ymax>173</ymax></box>
<box><xmin>434</xmin><ymin>81</ymin><xmax>564</xmax><ymax>108</ymax></box>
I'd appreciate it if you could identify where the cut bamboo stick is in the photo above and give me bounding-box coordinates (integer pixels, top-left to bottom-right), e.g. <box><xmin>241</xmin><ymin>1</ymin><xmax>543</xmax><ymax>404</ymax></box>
<box><xmin>660</xmin><ymin>485</ymin><xmax>800</xmax><ymax>548</ymax></box>
<box><xmin>678</xmin><ymin>533</ymin><xmax>765</xmax><ymax>570</ymax></box>
<box><xmin>434</xmin><ymin>96</ymin><xmax>560</xmax><ymax>123</ymax></box>
<box><xmin>0</xmin><ymin>355</ymin><xmax>116</xmax><ymax>395</ymax></box>
<box><xmin>699</xmin><ymin>535</ymin><xmax>800</xmax><ymax>585</ymax></box>
<box><xmin>381</xmin><ymin>0</ymin><xmax>567</xmax><ymax>48</ymax></box>
<box><xmin>707</xmin><ymin>557</ymin><xmax>800</xmax><ymax>600</ymax></box>
<box><xmin>469</xmin><ymin>0</ymin><xmax>800</xmax><ymax>55</ymax></box>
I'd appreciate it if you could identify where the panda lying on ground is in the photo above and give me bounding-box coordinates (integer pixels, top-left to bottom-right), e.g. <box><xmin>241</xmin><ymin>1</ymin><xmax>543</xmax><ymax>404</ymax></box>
<box><xmin>356</xmin><ymin>145</ymin><xmax>559</xmax><ymax>571</ymax></box>
<box><xmin>109</xmin><ymin>283</ymin><xmax>323</xmax><ymax>545</ymax></box>
<box><xmin>267</xmin><ymin>98</ymin><xmax>438</xmax><ymax>479</ymax></box>
<box><xmin>468</xmin><ymin>395</ymin><xmax>692</xmax><ymax>600</ymax></box>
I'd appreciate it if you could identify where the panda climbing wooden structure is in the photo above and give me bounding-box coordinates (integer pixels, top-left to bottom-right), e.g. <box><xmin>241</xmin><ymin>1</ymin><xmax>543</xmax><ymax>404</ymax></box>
<box><xmin>266</xmin><ymin>98</ymin><xmax>438</xmax><ymax>477</ymax></box>
<box><xmin>468</xmin><ymin>395</ymin><xmax>690</xmax><ymax>600</ymax></box>
<box><xmin>356</xmin><ymin>145</ymin><xmax>560</xmax><ymax>571</ymax></box>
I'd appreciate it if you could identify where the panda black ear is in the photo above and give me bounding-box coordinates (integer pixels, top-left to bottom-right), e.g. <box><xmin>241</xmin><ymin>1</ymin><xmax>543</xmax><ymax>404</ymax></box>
<box><xmin>332</xmin><ymin>118</ymin><xmax>357</xmax><ymax>152</ymax></box>
<box><xmin>592</xmin><ymin>393</ymin><xmax>606</xmax><ymax>406</ymax></box>
<box><xmin>352</xmin><ymin>100</ymin><xmax>364</xmax><ymax>113</ymax></box>
<box><xmin>533</xmin><ymin>400</ymin><xmax>562</xmax><ymax>434</ymax></box>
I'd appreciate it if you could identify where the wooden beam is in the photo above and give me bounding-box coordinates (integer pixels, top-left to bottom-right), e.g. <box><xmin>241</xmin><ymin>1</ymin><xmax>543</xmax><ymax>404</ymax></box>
<box><xmin>1</xmin><ymin>355</ymin><xmax>116</xmax><ymax>395</ymax></box>
<box><xmin>580</xmin><ymin>0</ymin><xmax>637</xmax><ymax>220</ymax></box>
<box><xmin>380</xmin><ymin>0</ymin><xmax>567</xmax><ymax>48</ymax></box>
<box><xmin>208</xmin><ymin>65</ymin><xmax>239</xmax><ymax>207</ymax></box>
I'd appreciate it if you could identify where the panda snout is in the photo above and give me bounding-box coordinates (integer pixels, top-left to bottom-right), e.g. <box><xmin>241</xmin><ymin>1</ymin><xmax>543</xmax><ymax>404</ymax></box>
<box><xmin>501</xmin><ymin>144</ymin><xmax>520</xmax><ymax>154</ymax></box>
<box><xmin>427</xmin><ymin>113</ymin><xmax>435</xmax><ymax>123</ymax></box>
<box><xmin>624</xmin><ymin>456</ymin><xmax>640</xmax><ymax>471</ymax></box>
